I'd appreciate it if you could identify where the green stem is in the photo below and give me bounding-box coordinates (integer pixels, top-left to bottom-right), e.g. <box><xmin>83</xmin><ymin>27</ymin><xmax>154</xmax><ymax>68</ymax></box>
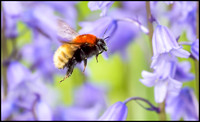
<box><xmin>1</xmin><ymin>10</ymin><xmax>8</xmax><ymax>100</ymax></box>
<box><xmin>158</xmin><ymin>101</ymin><xmax>166</xmax><ymax>120</ymax></box>
<box><xmin>124</xmin><ymin>97</ymin><xmax>160</xmax><ymax>113</ymax></box>
<box><xmin>145</xmin><ymin>1</ymin><xmax>153</xmax><ymax>54</ymax></box>
<box><xmin>145</xmin><ymin>1</ymin><xmax>166</xmax><ymax>120</ymax></box>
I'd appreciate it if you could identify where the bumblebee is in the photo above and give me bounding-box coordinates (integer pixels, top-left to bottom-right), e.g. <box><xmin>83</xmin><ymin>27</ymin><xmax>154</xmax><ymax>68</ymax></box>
<box><xmin>54</xmin><ymin>20</ymin><xmax>107</xmax><ymax>82</ymax></box>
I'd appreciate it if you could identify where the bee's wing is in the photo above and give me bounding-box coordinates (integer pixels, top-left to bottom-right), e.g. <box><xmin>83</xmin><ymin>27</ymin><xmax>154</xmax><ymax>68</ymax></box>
<box><xmin>57</xmin><ymin>19</ymin><xmax>79</xmax><ymax>41</ymax></box>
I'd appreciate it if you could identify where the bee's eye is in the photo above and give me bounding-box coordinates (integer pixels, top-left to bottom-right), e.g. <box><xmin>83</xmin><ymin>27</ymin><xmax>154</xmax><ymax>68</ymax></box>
<box><xmin>97</xmin><ymin>39</ymin><xmax>102</xmax><ymax>45</ymax></box>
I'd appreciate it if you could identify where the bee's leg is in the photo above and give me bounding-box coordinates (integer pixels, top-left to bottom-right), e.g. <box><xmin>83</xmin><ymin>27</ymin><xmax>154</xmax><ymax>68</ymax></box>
<box><xmin>80</xmin><ymin>48</ymin><xmax>87</xmax><ymax>72</ymax></box>
<box><xmin>83</xmin><ymin>59</ymin><xmax>87</xmax><ymax>72</ymax></box>
<box><xmin>96</xmin><ymin>50</ymin><xmax>103</xmax><ymax>63</ymax></box>
<box><xmin>96</xmin><ymin>54</ymin><xmax>99</xmax><ymax>63</ymax></box>
<box><xmin>95</xmin><ymin>45</ymin><xmax>100</xmax><ymax>63</ymax></box>
<box><xmin>60</xmin><ymin>58</ymin><xmax>76</xmax><ymax>83</ymax></box>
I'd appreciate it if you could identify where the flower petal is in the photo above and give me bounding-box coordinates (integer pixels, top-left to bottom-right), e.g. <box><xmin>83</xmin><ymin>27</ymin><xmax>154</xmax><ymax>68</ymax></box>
<box><xmin>171</xmin><ymin>48</ymin><xmax>190</xmax><ymax>58</ymax></box>
<box><xmin>154</xmin><ymin>80</ymin><xmax>168</xmax><ymax>103</ymax></box>
<box><xmin>140</xmin><ymin>71</ymin><xmax>157</xmax><ymax>87</ymax></box>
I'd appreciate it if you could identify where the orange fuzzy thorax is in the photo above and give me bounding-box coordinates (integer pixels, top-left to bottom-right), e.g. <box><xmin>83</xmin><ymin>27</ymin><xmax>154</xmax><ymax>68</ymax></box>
<box><xmin>73</xmin><ymin>34</ymin><xmax>97</xmax><ymax>45</ymax></box>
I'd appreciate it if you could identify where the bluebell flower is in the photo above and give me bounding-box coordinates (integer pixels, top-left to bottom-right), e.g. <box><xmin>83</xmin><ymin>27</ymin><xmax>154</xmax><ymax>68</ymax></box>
<box><xmin>99</xmin><ymin>101</ymin><xmax>128</xmax><ymax>121</ymax></box>
<box><xmin>140</xmin><ymin>72</ymin><xmax>182</xmax><ymax>103</ymax></box>
<box><xmin>140</xmin><ymin>56</ymin><xmax>183</xmax><ymax>103</ymax></box>
<box><xmin>191</xmin><ymin>39</ymin><xmax>199</xmax><ymax>60</ymax></box>
<box><xmin>166</xmin><ymin>87</ymin><xmax>199</xmax><ymax>121</ymax></box>
<box><xmin>141</xmin><ymin>24</ymin><xmax>193</xmax><ymax>104</ymax></box>
<box><xmin>88</xmin><ymin>1</ymin><xmax>114</xmax><ymax>16</ymax></box>
<box><xmin>99</xmin><ymin>96</ymin><xmax>161</xmax><ymax>120</ymax></box>
<box><xmin>151</xmin><ymin>25</ymin><xmax>190</xmax><ymax>69</ymax></box>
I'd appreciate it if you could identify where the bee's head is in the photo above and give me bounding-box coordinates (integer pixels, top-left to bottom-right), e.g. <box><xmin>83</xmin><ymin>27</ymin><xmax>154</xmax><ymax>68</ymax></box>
<box><xmin>97</xmin><ymin>38</ymin><xmax>107</xmax><ymax>52</ymax></box>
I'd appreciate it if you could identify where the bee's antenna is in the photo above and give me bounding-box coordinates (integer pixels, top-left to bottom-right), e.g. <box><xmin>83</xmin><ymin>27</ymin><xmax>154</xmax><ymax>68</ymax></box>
<box><xmin>104</xmin><ymin>36</ymin><xmax>110</xmax><ymax>40</ymax></box>
<box><xmin>102</xmin><ymin>25</ymin><xmax>110</xmax><ymax>38</ymax></box>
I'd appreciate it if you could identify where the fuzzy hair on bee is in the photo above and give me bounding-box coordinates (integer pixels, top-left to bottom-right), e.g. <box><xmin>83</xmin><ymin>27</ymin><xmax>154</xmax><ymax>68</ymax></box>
<box><xmin>54</xmin><ymin>19</ymin><xmax>108</xmax><ymax>82</ymax></box>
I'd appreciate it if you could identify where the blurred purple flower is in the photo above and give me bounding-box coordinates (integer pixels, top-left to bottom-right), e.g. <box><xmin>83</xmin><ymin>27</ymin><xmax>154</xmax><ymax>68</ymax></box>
<box><xmin>53</xmin><ymin>104</ymin><xmax>102</xmax><ymax>121</ymax></box>
<box><xmin>21</xmin><ymin>33</ymin><xmax>58</xmax><ymax>82</ymax></box>
<box><xmin>2</xmin><ymin>1</ymin><xmax>22</xmax><ymax>38</ymax></box>
<box><xmin>53</xmin><ymin>82</ymin><xmax>107</xmax><ymax>120</ymax></box>
<box><xmin>2</xmin><ymin>1</ymin><xmax>23</xmax><ymax>17</ymax></box>
<box><xmin>168</xmin><ymin>2</ymin><xmax>197</xmax><ymax>41</ymax></box>
<box><xmin>174</xmin><ymin>61</ymin><xmax>194</xmax><ymax>82</ymax></box>
<box><xmin>35</xmin><ymin>100</ymin><xmax>52</xmax><ymax>121</ymax></box>
<box><xmin>79</xmin><ymin>16</ymin><xmax>113</xmax><ymax>38</ymax></box>
<box><xmin>122</xmin><ymin>2</ymin><xmax>147</xmax><ymax>25</ymax></box>
<box><xmin>99</xmin><ymin>101</ymin><xmax>128</xmax><ymax>121</ymax></box>
<box><xmin>191</xmin><ymin>39</ymin><xmax>199</xmax><ymax>60</ymax></box>
<box><xmin>2</xmin><ymin>61</ymin><xmax>53</xmax><ymax>120</ymax></box>
<box><xmin>151</xmin><ymin>25</ymin><xmax>190</xmax><ymax>69</ymax></box>
<box><xmin>43</xmin><ymin>1</ymin><xmax>78</xmax><ymax>28</ymax></box>
<box><xmin>166</xmin><ymin>87</ymin><xmax>199</xmax><ymax>121</ymax></box>
<box><xmin>88</xmin><ymin>1</ymin><xmax>114</xmax><ymax>16</ymax></box>
<box><xmin>1</xmin><ymin>99</ymin><xmax>13</xmax><ymax>120</ymax></box>
<box><xmin>2</xmin><ymin>1</ymin><xmax>77</xmax><ymax>41</ymax></box>
<box><xmin>20</xmin><ymin>3</ymin><xmax>58</xmax><ymax>41</ymax></box>
<box><xmin>6</xmin><ymin>61</ymin><xmax>32</xmax><ymax>90</ymax></box>
<box><xmin>73</xmin><ymin>82</ymin><xmax>106</xmax><ymax>108</ymax></box>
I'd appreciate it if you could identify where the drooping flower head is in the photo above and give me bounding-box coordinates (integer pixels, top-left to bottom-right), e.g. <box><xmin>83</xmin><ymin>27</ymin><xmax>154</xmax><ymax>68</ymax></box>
<box><xmin>99</xmin><ymin>101</ymin><xmax>128</xmax><ymax>121</ymax></box>
<box><xmin>140</xmin><ymin>56</ymin><xmax>182</xmax><ymax>103</ymax></box>
<box><xmin>151</xmin><ymin>25</ymin><xmax>190</xmax><ymax>69</ymax></box>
